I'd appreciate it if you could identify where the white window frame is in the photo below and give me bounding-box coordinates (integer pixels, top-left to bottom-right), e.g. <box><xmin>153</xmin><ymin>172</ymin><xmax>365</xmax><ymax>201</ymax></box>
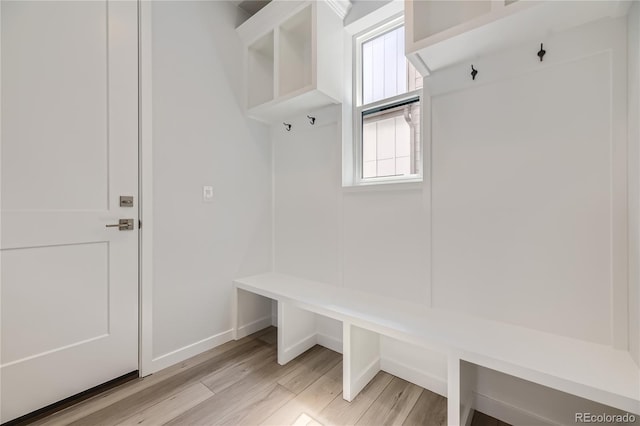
<box><xmin>351</xmin><ymin>16</ymin><xmax>423</xmax><ymax>187</ymax></box>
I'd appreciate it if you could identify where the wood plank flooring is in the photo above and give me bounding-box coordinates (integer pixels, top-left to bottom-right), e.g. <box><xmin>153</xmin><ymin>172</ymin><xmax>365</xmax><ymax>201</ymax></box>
<box><xmin>469</xmin><ymin>411</ymin><xmax>511</xmax><ymax>426</ymax></box>
<box><xmin>31</xmin><ymin>327</ymin><xmax>507</xmax><ymax>426</ymax></box>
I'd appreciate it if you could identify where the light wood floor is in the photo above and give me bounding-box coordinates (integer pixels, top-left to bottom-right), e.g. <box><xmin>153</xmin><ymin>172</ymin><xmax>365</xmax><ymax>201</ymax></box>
<box><xmin>31</xmin><ymin>327</ymin><xmax>507</xmax><ymax>426</ymax></box>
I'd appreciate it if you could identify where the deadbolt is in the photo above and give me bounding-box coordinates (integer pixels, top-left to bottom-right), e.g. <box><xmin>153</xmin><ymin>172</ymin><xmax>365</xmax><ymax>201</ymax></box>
<box><xmin>106</xmin><ymin>219</ymin><xmax>134</xmax><ymax>231</ymax></box>
<box><xmin>120</xmin><ymin>196</ymin><xmax>134</xmax><ymax>207</ymax></box>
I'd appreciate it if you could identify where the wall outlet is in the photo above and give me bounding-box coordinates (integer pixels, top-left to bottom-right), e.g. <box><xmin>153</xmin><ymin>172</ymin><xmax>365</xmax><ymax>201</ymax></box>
<box><xmin>202</xmin><ymin>185</ymin><xmax>214</xmax><ymax>203</ymax></box>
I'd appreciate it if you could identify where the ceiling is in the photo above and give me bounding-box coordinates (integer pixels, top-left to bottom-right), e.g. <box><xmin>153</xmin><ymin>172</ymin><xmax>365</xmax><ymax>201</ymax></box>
<box><xmin>234</xmin><ymin>0</ymin><xmax>271</xmax><ymax>17</ymax></box>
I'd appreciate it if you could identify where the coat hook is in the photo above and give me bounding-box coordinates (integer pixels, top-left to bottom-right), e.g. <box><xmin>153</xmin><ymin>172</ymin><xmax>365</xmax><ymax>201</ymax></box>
<box><xmin>537</xmin><ymin>43</ymin><xmax>546</xmax><ymax>62</ymax></box>
<box><xmin>307</xmin><ymin>115</ymin><xmax>316</xmax><ymax>125</ymax></box>
<box><xmin>471</xmin><ymin>65</ymin><xmax>478</xmax><ymax>81</ymax></box>
<box><xmin>283</xmin><ymin>122</ymin><xmax>292</xmax><ymax>131</ymax></box>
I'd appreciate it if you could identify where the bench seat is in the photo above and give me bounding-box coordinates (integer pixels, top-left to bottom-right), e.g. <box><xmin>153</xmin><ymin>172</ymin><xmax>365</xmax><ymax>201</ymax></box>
<box><xmin>233</xmin><ymin>272</ymin><xmax>640</xmax><ymax>424</ymax></box>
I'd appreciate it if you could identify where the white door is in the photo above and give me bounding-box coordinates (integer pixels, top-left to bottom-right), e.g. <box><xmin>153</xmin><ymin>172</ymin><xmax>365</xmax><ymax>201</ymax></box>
<box><xmin>1</xmin><ymin>1</ymin><xmax>139</xmax><ymax>422</ymax></box>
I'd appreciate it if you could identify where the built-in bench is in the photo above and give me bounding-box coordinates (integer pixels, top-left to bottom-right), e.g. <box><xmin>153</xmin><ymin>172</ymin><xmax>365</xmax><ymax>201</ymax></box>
<box><xmin>233</xmin><ymin>273</ymin><xmax>640</xmax><ymax>425</ymax></box>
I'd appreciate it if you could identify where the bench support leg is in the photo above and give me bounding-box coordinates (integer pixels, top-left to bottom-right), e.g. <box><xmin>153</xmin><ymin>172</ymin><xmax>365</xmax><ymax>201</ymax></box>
<box><xmin>343</xmin><ymin>322</ymin><xmax>380</xmax><ymax>402</ymax></box>
<box><xmin>448</xmin><ymin>355</ymin><xmax>476</xmax><ymax>426</ymax></box>
<box><xmin>277</xmin><ymin>301</ymin><xmax>317</xmax><ymax>365</ymax></box>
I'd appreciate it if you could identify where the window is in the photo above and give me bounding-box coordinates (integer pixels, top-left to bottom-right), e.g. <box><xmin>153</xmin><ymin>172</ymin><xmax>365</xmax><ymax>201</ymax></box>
<box><xmin>355</xmin><ymin>23</ymin><xmax>423</xmax><ymax>184</ymax></box>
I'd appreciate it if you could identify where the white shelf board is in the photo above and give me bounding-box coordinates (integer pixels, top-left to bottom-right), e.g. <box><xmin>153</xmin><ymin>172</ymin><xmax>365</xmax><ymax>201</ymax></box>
<box><xmin>237</xmin><ymin>0</ymin><xmax>350</xmax><ymax>45</ymax></box>
<box><xmin>237</xmin><ymin>0</ymin><xmax>305</xmax><ymax>46</ymax></box>
<box><xmin>235</xmin><ymin>272</ymin><xmax>640</xmax><ymax>415</ymax></box>
<box><xmin>407</xmin><ymin>0</ymin><xmax>630</xmax><ymax>74</ymax></box>
<box><xmin>246</xmin><ymin>86</ymin><xmax>340</xmax><ymax>123</ymax></box>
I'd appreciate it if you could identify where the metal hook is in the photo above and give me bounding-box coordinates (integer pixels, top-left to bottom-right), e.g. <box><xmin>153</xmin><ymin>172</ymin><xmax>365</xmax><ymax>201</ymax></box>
<box><xmin>307</xmin><ymin>115</ymin><xmax>316</xmax><ymax>125</ymax></box>
<box><xmin>283</xmin><ymin>122</ymin><xmax>292</xmax><ymax>131</ymax></box>
<box><xmin>537</xmin><ymin>43</ymin><xmax>546</xmax><ymax>62</ymax></box>
<box><xmin>471</xmin><ymin>65</ymin><xmax>478</xmax><ymax>81</ymax></box>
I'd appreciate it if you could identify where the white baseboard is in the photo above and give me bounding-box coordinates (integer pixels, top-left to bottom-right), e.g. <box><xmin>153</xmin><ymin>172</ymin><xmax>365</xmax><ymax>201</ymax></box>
<box><xmin>317</xmin><ymin>333</ymin><xmax>343</xmax><ymax>354</ymax></box>
<box><xmin>351</xmin><ymin>357</ymin><xmax>381</xmax><ymax>398</ymax></box>
<box><xmin>236</xmin><ymin>315</ymin><xmax>273</xmax><ymax>340</ymax></box>
<box><xmin>474</xmin><ymin>393</ymin><xmax>557</xmax><ymax>426</ymax></box>
<box><xmin>279</xmin><ymin>333</ymin><xmax>317</xmax><ymax>365</ymax></box>
<box><xmin>150</xmin><ymin>329</ymin><xmax>234</xmax><ymax>373</ymax></box>
<box><xmin>380</xmin><ymin>357</ymin><xmax>448</xmax><ymax>397</ymax></box>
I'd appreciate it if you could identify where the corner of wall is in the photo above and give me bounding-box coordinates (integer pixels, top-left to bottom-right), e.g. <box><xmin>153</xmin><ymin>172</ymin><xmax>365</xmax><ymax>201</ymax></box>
<box><xmin>628</xmin><ymin>1</ymin><xmax>640</xmax><ymax>367</ymax></box>
<box><xmin>149</xmin><ymin>0</ymin><xmax>274</xmax><ymax>373</ymax></box>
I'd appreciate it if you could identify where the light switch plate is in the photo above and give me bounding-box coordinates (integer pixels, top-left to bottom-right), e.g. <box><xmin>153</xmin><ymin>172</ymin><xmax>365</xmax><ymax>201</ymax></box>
<box><xmin>202</xmin><ymin>186</ymin><xmax>214</xmax><ymax>203</ymax></box>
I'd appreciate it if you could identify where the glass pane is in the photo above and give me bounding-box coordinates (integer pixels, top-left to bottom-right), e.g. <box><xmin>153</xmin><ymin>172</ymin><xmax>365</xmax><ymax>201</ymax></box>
<box><xmin>363</xmin><ymin>161</ymin><xmax>377</xmax><ymax>179</ymax></box>
<box><xmin>362</xmin><ymin>41</ymin><xmax>373</xmax><ymax>105</ymax></box>
<box><xmin>361</xmin><ymin>26</ymin><xmax>422</xmax><ymax>105</ymax></box>
<box><xmin>362</xmin><ymin>100</ymin><xmax>421</xmax><ymax>179</ymax></box>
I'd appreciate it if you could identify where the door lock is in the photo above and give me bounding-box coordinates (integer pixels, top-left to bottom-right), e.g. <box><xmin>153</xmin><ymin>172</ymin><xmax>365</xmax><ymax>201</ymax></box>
<box><xmin>120</xmin><ymin>196</ymin><xmax>134</xmax><ymax>207</ymax></box>
<box><xmin>106</xmin><ymin>219</ymin><xmax>134</xmax><ymax>231</ymax></box>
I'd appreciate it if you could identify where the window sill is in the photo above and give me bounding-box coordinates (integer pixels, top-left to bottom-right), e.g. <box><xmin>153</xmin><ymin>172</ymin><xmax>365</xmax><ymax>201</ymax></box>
<box><xmin>342</xmin><ymin>178</ymin><xmax>423</xmax><ymax>193</ymax></box>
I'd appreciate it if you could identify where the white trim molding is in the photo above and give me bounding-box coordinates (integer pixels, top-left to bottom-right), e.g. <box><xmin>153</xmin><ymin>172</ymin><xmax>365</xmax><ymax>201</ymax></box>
<box><xmin>380</xmin><ymin>357</ymin><xmax>447</xmax><ymax>397</ymax></box>
<box><xmin>149</xmin><ymin>330</ymin><xmax>234</xmax><ymax>374</ymax></box>
<box><xmin>325</xmin><ymin>0</ymin><xmax>351</xmax><ymax>20</ymax></box>
<box><xmin>316</xmin><ymin>332</ymin><xmax>343</xmax><ymax>353</ymax></box>
<box><xmin>474</xmin><ymin>393</ymin><xmax>557</xmax><ymax>426</ymax></box>
<box><xmin>138</xmin><ymin>0</ymin><xmax>154</xmax><ymax>377</ymax></box>
<box><xmin>236</xmin><ymin>315</ymin><xmax>274</xmax><ymax>340</ymax></box>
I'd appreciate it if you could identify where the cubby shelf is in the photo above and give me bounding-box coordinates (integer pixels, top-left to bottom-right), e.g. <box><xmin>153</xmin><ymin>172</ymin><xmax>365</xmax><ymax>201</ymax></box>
<box><xmin>248</xmin><ymin>31</ymin><xmax>275</xmax><ymax>108</ymax></box>
<box><xmin>237</xmin><ymin>0</ymin><xmax>348</xmax><ymax>123</ymax></box>
<box><xmin>405</xmin><ymin>0</ymin><xmax>631</xmax><ymax>76</ymax></box>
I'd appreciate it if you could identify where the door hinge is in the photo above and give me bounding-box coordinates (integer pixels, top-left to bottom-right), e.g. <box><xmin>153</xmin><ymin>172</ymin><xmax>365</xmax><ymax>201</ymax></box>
<box><xmin>138</xmin><ymin>220</ymin><xmax>142</xmax><ymax>229</ymax></box>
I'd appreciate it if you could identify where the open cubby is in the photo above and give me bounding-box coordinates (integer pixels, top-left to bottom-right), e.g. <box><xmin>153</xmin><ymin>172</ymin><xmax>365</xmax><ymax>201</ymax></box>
<box><xmin>411</xmin><ymin>0</ymin><xmax>492</xmax><ymax>42</ymax></box>
<box><xmin>248</xmin><ymin>31</ymin><xmax>275</xmax><ymax>108</ymax></box>
<box><xmin>278</xmin><ymin>5</ymin><xmax>312</xmax><ymax>98</ymax></box>
<box><xmin>237</xmin><ymin>0</ymin><xmax>343</xmax><ymax>122</ymax></box>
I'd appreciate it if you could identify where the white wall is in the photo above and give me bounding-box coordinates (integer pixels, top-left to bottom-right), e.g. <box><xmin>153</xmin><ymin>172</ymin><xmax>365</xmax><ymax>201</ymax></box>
<box><xmin>151</xmin><ymin>1</ymin><xmax>272</xmax><ymax>369</ymax></box>
<box><xmin>272</xmin><ymin>13</ymin><xmax>635</xmax><ymax>422</ymax></box>
<box><xmin>273</xmin><ymin>109</ymin><xmax>343</xmax><ymax>286</ymax></box>
<box><xmin>628</xmin><ymin>1</ymin><xmax>640</xmax><ymax>367</ymax></box>
<box><xmin>275</xmin><ymin>15</ymin><xmax>629</xmax><ymax>352</ymax></box>
<box><xmin>273</xmin><ymin>106</ymin><xmax>430</xmax><ymax>304</ymax></box>
<box><xmin>429</xmin><ymin>17</ymin><xmax>627</xmax><ymax>348</ymax></box>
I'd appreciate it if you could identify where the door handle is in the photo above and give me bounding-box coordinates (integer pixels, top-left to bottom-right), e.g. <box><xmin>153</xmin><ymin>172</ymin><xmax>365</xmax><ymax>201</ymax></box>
<box><xmin>106</xmin><ymin>219</ymin><xmax>134</xmax><ymax>231</ymax></box>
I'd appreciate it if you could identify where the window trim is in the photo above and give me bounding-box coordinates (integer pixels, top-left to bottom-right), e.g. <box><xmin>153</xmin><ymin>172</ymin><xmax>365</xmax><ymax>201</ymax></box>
<box><xmin>351</xmin><ymin>17</ymin><xmax>423</xmax><ymax>187</ymax></box>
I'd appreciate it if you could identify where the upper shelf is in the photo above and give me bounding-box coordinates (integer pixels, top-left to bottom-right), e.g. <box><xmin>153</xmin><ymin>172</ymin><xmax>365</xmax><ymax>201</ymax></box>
<box><xmin>237</xmin><ymin>0</ymin><xmax>349</xmax><ymax>123</ymax></box>
<box><xmin>405</xmin><ymin>0</ymin><xmax>631</xmax><ymax>76</ymax></box>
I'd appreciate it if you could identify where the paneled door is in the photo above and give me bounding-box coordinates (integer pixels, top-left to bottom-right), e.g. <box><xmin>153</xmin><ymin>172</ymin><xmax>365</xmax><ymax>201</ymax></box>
<box><xmin>1</xmin><ymin>1</ymin><xmax>139</xmax><ymax>422</ymax></box>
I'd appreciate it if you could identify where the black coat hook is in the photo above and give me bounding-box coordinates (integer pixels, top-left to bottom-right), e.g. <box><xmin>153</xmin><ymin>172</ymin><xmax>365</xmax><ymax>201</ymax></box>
<box><xmin>471</xmin><ymin>65</ymin><xmax>478</xmax><ymax>81</ymax></box>
<box><xmin>537</xmin><ymin>43</ymin><xmax>546</xmax><ymax>62</ymax></box>
<box><xmin>307</xmin><ymin>115</ymin><xmax>316</xmax><ymax>125</ymax></box>
<box><xmin>283</xmin><ymin>122</ymin><xmax>292</xmax><ymax>131</ymax></box>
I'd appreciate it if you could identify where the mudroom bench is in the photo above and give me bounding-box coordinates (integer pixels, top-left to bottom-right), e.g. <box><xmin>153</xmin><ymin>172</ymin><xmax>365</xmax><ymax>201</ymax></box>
<box><xmin>233</xmin><ymin>273</ymin><xmax>640</xmax><ymax>425</ymax></box>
